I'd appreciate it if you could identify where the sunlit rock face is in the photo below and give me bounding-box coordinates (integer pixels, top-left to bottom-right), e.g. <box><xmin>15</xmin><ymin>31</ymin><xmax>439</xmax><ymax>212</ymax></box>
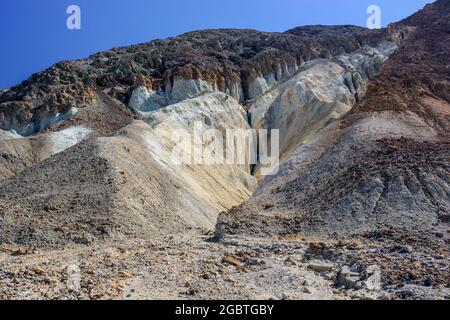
<box><xmin>167</xmin><ymin>78</ymin><xmax>218</xmax><ymax>103</ymax></box>
<box><xmin>48</xmin><ymin>126</ymin><xmax>93</xmax><ymax>155</ymax></box>
<box><xmin>0</xmin><ymin>129</ymin><xmax>21</xmax><ymax>140</ymax></box>
<box><xmin>129</xmin><ymin>77</ymin><xmax>246</xmax><ymax>113</ymax></box>
<box><xmin>128</xmin><ymin>86</ymin><xmax>168</xmax><ymax>112</ymax></box>
<box><xmin>129</xmin><ymin>78</ymin><xmax>236</xmax><ymax>112</ymax></box>
<box><xmin>248</xmin><ymin>43</ymin><xmax>396</xmax><ymax>177</ymax></box>
<box><xmin>127</xmin><ymin>40</ymin><xmax>396</xmax><ymax>172</ymax></box>
<box><xmin>245</xmin><ymin>60</ymin><xmax>300</xmax><ymax>100</ymax></box>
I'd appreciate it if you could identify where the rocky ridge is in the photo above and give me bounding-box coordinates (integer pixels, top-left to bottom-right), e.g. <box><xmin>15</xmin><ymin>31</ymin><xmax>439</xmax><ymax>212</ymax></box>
<box><xmin>0</xmin><ymin>0</ymin><xmax>448</xmax><ymax>300</ymax></box>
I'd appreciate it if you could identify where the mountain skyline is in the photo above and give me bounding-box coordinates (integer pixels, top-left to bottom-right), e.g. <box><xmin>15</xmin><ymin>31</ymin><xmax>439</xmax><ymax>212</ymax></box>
<box><xmin>0</xmin><ymin>0</ymin><xmax>432</xmax><ymax>88</ymax></box>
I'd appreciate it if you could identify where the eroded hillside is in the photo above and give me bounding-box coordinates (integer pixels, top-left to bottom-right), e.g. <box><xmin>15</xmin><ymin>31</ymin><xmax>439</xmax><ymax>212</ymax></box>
<box><xmin>0</xmin><ymin>0</ymin><xmax>448</xmax><ymax>300</ymax></box>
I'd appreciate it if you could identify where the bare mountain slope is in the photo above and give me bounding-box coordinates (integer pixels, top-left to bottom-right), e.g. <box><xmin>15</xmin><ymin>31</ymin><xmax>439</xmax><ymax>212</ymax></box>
<box><xmin>0</xmin><ymin>1</ymin><xmax>448</xmax><ymax>300</ymax></box>
<box><xmin>217</xmin><ymin>0</ymin><xmax>450</xmax><ymax>246</ymax></box>
<box><xmin>0</xmin><ymin>21</ymin><xmax>397</xmax><ymax>246</ymax></box>
<box><xmin>0</xmin><ymin>93</ymin><xmax>255</xmax><ymax>248</ymax></box>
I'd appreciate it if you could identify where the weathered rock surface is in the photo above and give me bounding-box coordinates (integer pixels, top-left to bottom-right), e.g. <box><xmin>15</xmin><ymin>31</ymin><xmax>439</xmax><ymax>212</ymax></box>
<box><xmin>217</xmin><ymin>0</ymin><xmax>450</xmax><ymax>246</ymax></box>
<box><xmin>0</xmin><ymin>93</ymin><xmax>255</xmax><ymax>247</ymax></box>
<box><xmin>0</xmin><ymin>25</ymin><xmax>391</xmax><ymax>136</ymax></box>
<box><xmin>0</xmin><ymin>126</ymin><xmax>92</xmax><ymax>181</ymax></box>
<box><xmin>0</xmin><ymin>129</ymin><xmax>21</xmax><ymax>140</ymax></box>
<box><xmin>0</xmin><ymin>0</ymin><xmax>448</xmax><ymax>301</ymax></box>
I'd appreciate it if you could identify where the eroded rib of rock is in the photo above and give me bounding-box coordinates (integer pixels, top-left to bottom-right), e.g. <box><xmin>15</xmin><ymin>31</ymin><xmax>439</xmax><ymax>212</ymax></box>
<box><xmin>217</xmin><ymin>111</ymin><xmax>448</xmax><ymax>239</ymax></box>
<box><xmin>249</xmin><ymin>42</ymin><xmax>396</xmax><ymax>177</ymax></box>
<box><xmin>119</xmin><ymin>92</ymin><xmax>257</xmax><ymax>215</ymax></box>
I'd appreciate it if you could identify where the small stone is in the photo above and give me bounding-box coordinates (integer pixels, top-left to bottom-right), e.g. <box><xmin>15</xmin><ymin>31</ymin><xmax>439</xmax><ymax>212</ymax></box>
<box><xmin>398</xmin><ymin>288</ymin><xmax>414</xmax><ymax>299</ymax></box>
<box><xmin>284</xmin><ymin>257</ymin><xmax>298</xmax><ymax>266</ymax></box>
<box><xmin>281</xmin><ymin>293</ymin><xmax>290</xmax><ymax>300</ymax></box>
<box><xmin>43</xmin><ymin>276</ymin><xmax>54</xmax><ymax>284</ymax></box>
<box><xmin>346</xmin><ymin>243</ymin><xmax>360</xmax><ymax>250</ymax></box>
<box><xmin>308</xmin><ymin>260</ymin><xmax>334</xmax><ymax>272</ymax></box>
<box><xmin>365</xmin><ymin>265</ymin><xmax>382</xmax><ymax>291</ymax></box>
<box><xmin>397</xmin><ymin>246</ymin><xmax>412</xmax><ymax>254</ymax></box>
<box><xmin>201</xmin><ymin>273</ymin><xmax>210</xmax><ymax>280</ymax></box>
<box><xmin>74</xmin><ymin>236</ymin><xmax>91</xmax><ymax>245</ymax></box>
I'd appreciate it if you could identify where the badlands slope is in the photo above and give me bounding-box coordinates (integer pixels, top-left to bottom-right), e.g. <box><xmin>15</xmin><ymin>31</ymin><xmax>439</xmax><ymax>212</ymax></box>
<box><xmin>0</xmin><ymin>93</ymin><xmax>255</xmax><ymax>247</ymax></box>
<box><xmin>0</xmin><ymin>21</ymin><xmax>396</xmax><ymax>247</ymax></box>
<box><xmin>0</xmin><ymin>0</ymin><xmax>448</xmax><ymax>300</ymax></box>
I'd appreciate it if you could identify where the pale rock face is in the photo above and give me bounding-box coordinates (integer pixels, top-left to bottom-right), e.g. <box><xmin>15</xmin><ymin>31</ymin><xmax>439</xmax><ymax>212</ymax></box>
<box><xmin>247</xmin><ymin>77</ymin><xmax>270</xmax><ymax>100</ymax></box>
<box><xmin>130</xmin><ymin>79</ymin><xmax>244</xmax><ymax>112</ymax></box>
<box><xmin>42</xmin><ymin>107</ymin><xmax>78</xmax><ymax>131</ymax></box>
<box><xmin>118</xmin><ymin>92</ymin><xmax>257</xmax><ymax>228</ymax></box>
<box><xmin>129</xmin><ymin>44</ymin><xmax>395</xmax><ymax>118</ymax></box>
<box><xmin>250</xmin><ymin>59</ymin><xmax>354</xmax><ymax>173</ymax></box>
<box><xmin>338</xmin><ymin>42</ymin><xmax>397</xmax><ymax>100</ymax></box>
<box><xmin>146</xmin><ymin>92</ymin><xmax>249</xmax><ymax>135</ymax></box>
<box><xmin>249</xmin><ymin>43</ymin><xmax>396</xmax><ymax>177</ymax></box>
<box><xmin>49</xmin><ymin>126</ymin><xmax>93</xmax><ymax>155</ymax></box>
<box><xmin>225</xmin><ymin>81</ymin><xmax>245</xmax><ymax>103</ymax></box>
<box><xmin>168</xmin><ymin>78</ymin><xmax>216</xmax><ymax>103</ymax></box>
<box><xmin>247</xmin><ymin>60</ymin><xmax>300</xmax><ymax>100</ymax></box>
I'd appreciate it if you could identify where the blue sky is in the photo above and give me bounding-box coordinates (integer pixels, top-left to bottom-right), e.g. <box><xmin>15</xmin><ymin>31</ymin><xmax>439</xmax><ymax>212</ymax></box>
<box><xmin>0</xmin><ymin>0</ymin><xmax>432</xmax><ymax>89</ymax></box>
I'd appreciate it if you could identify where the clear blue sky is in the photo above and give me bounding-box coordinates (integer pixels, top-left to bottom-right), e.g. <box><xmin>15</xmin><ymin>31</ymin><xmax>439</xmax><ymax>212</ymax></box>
<box><xmin>0</xmin><ymin>0</ymin><xmax>432</xmax><ymax>89</ymax></box>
